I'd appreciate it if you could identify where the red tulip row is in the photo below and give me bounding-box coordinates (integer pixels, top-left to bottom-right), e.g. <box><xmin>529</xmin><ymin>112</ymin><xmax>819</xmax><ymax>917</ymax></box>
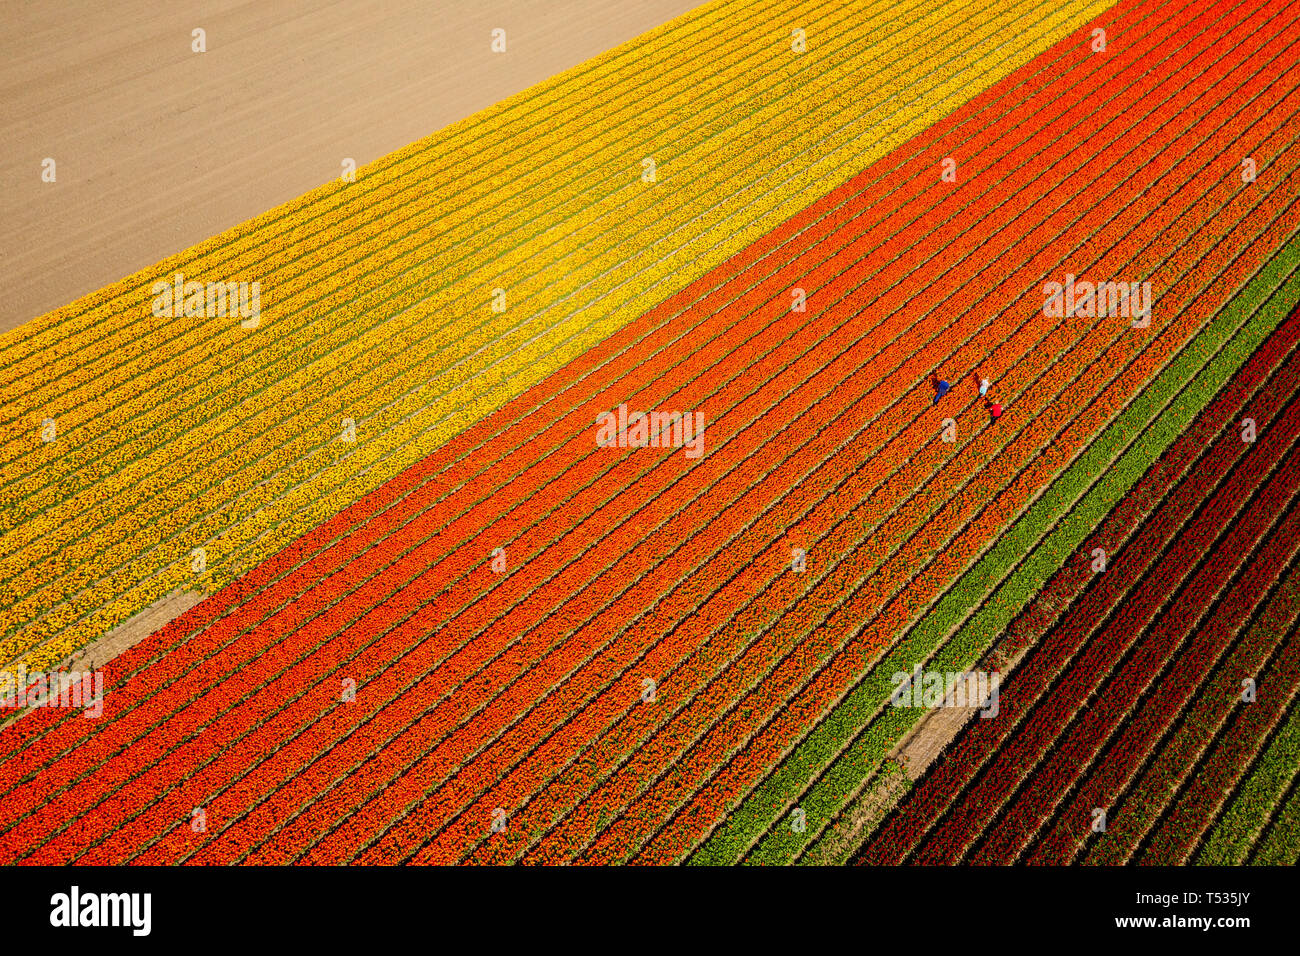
<box><xmin>856</xmin><ymin>306</ymin><xmax>1300</xmax><ymax>864</ymax></box>
<box><xmin>908</xmin><ymin>390</ymin><xmax>1300</xmax><ymax>864</ymax></box>
<box><xmin>1023</xmin><ymin>492</ymin><xmax>1300</xmax><ymax>863</ymax></box>
<box><xmin>1139</xmin><ymin>626</ymin><xmax>1300</xmax><ymax>862</ymax></box>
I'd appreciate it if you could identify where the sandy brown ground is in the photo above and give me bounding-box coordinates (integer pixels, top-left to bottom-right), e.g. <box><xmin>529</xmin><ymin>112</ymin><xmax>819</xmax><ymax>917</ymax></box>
<box><xmin>0</xmin><ymin>589</ymin><xmax>203</xmax><ymax>730</ymax></box>
<box><xmin>893</xmin><ymin>666</ymin><xmax>1006</xmax><ymax>780</ymax></box>
<box><xmin>803</xmin><ymin>644</ymin><xmax>1033</xmax><ymax>862</ymax></box>
<box><xmin>62</xmin><ymin>589</ymin><xmax>206</xmax><ymax>676</ymax></box>
<box><xmin>0</xmin><ymin>0</ymin><xmax>703</xmax><ymax>332</ymax></box>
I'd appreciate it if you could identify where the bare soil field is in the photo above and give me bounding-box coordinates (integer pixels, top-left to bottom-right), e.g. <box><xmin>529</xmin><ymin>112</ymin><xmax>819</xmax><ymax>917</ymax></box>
<box><xmin>0</xmin><ymin>0</ymin><xmax>701</xmax><ymax>332</ymax></box>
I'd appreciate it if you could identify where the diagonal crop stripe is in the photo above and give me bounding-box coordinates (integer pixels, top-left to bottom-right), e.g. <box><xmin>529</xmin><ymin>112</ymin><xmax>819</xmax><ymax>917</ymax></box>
<box><xmin>0</xmin><ymin>0</ymin><xmax>1117</xmax><ymax>673</ymax></box>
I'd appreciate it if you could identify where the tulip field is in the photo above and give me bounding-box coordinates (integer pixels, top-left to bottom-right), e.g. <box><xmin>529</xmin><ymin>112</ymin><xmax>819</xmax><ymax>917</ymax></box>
<box><xmin>0</xmin><ymin>0</ymin><xmax>1110</xmax><ymax>676</ymax></box>
<box><xmin>2</xmin><ymin>0</ymin><xmax>1299</xmax><ymax>866</ymax></box>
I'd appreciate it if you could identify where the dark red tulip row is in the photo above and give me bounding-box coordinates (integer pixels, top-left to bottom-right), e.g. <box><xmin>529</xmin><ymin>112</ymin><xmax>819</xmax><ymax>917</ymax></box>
<box><xmin>1085</xmin><ymin>558</ymin><xmax>1300</xmax><ymax>863</ymax></box>
<box><xmin>1139</xmin><ymin>625</ymin><xmax>1300</xmax><ymax>862</ymax></box>
<box><xmin>1025</xmin><ymin>496</ymin><xmax>1300</xmax><ymax>863</ymax></box>
<box><xmin>975</xmin><ymin>458</ymin><xmax>1300</xmax><ymax>863</ymax></box>
<box><xmin>857</xmin><ymin>305</ymin><xmax>1300</xmax><ymax>864</ymax></box>
<box><xmin>909</xmin><ymin>395</ymin><xmax>1300</xmax><ymax>864</ymax></box>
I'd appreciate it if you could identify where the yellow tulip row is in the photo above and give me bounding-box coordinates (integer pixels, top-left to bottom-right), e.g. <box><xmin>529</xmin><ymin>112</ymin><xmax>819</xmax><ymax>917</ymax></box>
<box><xmin>0</xmin><ymin>0</ymin><xmax>788</xmax><ymax>407</ymax></box>
<box><xmin>0</xmin><ymin>0</ymin><xmax>1110</xmax><ymax>674</ymax></box>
